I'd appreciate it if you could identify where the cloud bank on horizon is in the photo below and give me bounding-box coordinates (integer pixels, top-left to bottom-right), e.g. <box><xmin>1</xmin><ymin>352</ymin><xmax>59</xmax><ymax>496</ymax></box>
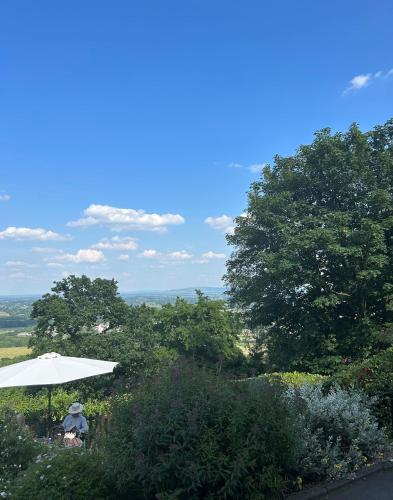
<box><xmin>0</xmin><ymin>201</ymin><xmax>232</xmax><ymax>293</ymax></box>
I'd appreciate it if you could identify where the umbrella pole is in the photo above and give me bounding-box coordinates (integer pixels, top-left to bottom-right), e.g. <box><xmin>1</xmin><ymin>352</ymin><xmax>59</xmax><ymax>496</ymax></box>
<box><xmin>47</xmin><ymin>386</ymin><xmax>52</xmax><ymax>434</ymax></box>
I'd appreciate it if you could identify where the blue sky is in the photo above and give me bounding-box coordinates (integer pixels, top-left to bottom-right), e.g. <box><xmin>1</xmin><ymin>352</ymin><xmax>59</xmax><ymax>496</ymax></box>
<box><xmin>1</xmin><ymin>0</ymin><xmax>393</xmax><ymax>294</ymax></box>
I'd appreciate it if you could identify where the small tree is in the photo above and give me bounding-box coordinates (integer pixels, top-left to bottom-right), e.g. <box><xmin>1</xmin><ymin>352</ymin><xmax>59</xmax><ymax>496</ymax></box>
<box><xmin>155</xmin><ymin>291</ymin><xmax>244</xmax><ymax>368</ymax></box>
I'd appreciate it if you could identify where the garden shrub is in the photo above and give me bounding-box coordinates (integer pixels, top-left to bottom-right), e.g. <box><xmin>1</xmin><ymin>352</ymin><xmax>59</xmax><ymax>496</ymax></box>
<box><xmin>331</xmin><ymin>347</ymin><xmax>393</xmax><ymax>428</ymax></box>
<box><xmin>106</xmin><ymin>362</ymin><xmax>301</xmax><ymax>499</ymax></box>
<box><xmin>0</xmin><ymin>410</ymin><xmax>43</xmax><ymax>497</ymax></box>
<box><xmin>9</xmin><ymin>448</ymin><xmax>112</xmax><ymax>500</ymax></box>
<box><xmin>286</xmin><ymin>384</ymin><xmax>388</xmax><ymax>480</ymax></box>
<box><xmin>262</xmin><ymin>371</ymin><xmax>326</xmax><ymax>387</ymax></box>
<box><xmin>332</xmin><ymin>347</ymin><xmax>393</xmax><ymax>394</ymax></box>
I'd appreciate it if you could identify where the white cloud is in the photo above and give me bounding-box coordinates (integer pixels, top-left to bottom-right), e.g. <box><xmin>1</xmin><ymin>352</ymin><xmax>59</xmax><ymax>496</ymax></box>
<box><xmin>201</xmin><ymin>251</ymin><xmax>226</xmax><ymax>259</ymax></box>
<box><xmin>32</xmin><ymin>247</ymin><xmax>64</xmax><ymax>254</ymax></box>
<box><xmin>92</xmin><ymin>236</ymin><xmax>138</xmax><ymax>251</ymax></box>
<box><xmin>346</xmin><ymin>74</ymin><xmax>372</xmax><ymax>93</ymax></box>
<box><xmin>47</xmin><ymin>262</ymin><xmax>64</xmax><ymax>268</ymax></box>
<box><xmin>139</xmin><ymin>249</ymin><xmax>159</xmax><ymax>259</ymax></box>
<box><xmin>0</xmin><ymin>227</ymin><xmax>71</xmax><ymax>241</ymax></box>
<box><xmin>227</xmin><ymin>162</ymin><xmax>266</xmax><ymax>174</ymax></box>
<box><xmin>0</xmin><ymin>194</ymin><xmax>11</xmax><ymax>202</ymax></box>
<box><xmin>193</xmin><ymin>251</ymin><xmax>227</xmax><ymax>264</ymax></box>
<box><xmin>343</xmin><ymin>68</ymin><xmax>393</xmax><ymax>95</ymax></box>
<box><xmin>248</xmin><ymin>163</ymin><xmax>266</xmax><ymax>173</ymax></box>
<box><xmin>118</xmin><ymin>254</ymin><xmax>129</xmax><ymax>261</ymax></box>
<box><xmin>167</xmin><ymin>250</ymin><xmax>193</xmax><ymax>260</ymax></box>
<box><xmin>54</xmin><ymin>249</ymin><xmax>105</xmax><ymax>264</ymax></box>
<box><xmin>67</xmin><ymin>204</ymin><xmax>185</xmax><ymax>232</ymax></box>
<box><xmin>204</xmin><ymin>215</ymin><xmax>235</xmax><ymax>234</ymax></box>
<box><xmin>5</xmin><ymin>261</ymin><xmax>31</xmax><ymax>267</ymax></box>
<box><xmin>138</xmin><ymin>249</ymin><xmax>193</xmax><ymax>262</ymax></box>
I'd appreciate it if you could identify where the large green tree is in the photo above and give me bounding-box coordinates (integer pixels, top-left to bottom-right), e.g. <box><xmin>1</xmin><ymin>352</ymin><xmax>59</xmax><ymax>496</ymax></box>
<box><xmin>31</xmin><ymin>275</ymin><xmax>129</xmax><ymax>345</ymax></box>
<box><xmin>226</xmin><ymin>120</ymin><xmax>393</xmax><ymax>372</ymax></box>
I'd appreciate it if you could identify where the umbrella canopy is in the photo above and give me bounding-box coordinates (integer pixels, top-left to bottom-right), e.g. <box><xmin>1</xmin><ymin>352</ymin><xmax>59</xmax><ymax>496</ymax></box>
<box><xmin>0</xmin><ymin>352</ymin><xmax>118</xmax><ymax>388</ymax></box>
<box><xmin>0</xmin><ymin>352</ymin><xmax>118</xmax><ymax>429</ymax></box>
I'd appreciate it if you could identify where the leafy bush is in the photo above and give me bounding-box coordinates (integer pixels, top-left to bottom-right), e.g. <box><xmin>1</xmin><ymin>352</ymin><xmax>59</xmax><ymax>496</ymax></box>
<box><xmin>332</xmin><ymin>347</ymin><xmax>393</xmax><ymax>394</ymax></box>
<box><xmin>0</xmin><ymin>388</ymin><xmax>110</xmax><ymax>424</ymax></box>
<box><xmin>0</xmin><ymin>410</ymin><xmax>43</xmax><ymax>496</ymax></box>
<box><xmin>9</xmin><ymin>448</ymin><xmax>112</xmax><ymax>499</ymax></box>
<box><xmin>263</xmin><ymin>371</ymin><xmax>326</xmax><ymax>387</ymax></box>
<box><xmin>330</xmin><ymin>348</ymin><xmax>393</xmax><ymax>428</ymax></box>
<box><xmin>106</xmin><ymin>363</ymin><xmax>301</xmax><ymax>499</ymax></box>
<box><xmin>155</xmin><ymin>293</ymin><xmax>245</xmax><ymax>367</ymax></box>
<box><xmin>286</xmin><ymin>384</ymin><xmax>387</xmax><ymax>480</ymax></box>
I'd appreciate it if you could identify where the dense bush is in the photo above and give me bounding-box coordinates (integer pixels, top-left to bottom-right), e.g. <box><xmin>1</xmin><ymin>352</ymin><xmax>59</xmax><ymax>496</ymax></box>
<box><xmin>0</xmin><ymin>410</ymin><xmax>43</xmax><ymax>496</ymax></box>
<box><xmin>330</xmin><ymin>348</ymin><xmax>393</xmax><ymax>428</ymax></box>
<box><xmin>9</xmin><ymin>448</ymin><xmax>112</xmax><ymax>499</ymax></box>
<box><xmin>286</xmin><ymin>384</ymin><xmax>387</xmax><ymax>480</ymax></box>
<box><xmin>106</xmin><ymin>363</ymin><xmax>301</xmax><ymax>499</ymax></box>
<box><xmin>332</xmin><ymin>347</ymin><xmax>393</xmax><ymax>394</ymax></box>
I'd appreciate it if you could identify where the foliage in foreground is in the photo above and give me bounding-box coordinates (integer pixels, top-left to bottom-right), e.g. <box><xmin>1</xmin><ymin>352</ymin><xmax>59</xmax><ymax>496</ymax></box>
<box><xmin>106</xmin><ymin>363</ymin><xmax>301</xmax><ymax>499</ymax></box>
<box><xmin>331</xmin><ymin>347</ymin><xmax>393</xmax><ymax>428</ymax></box>
<box><xmin>332</xmin><ymin>347</ymin><xmax>393</xmax><ymax>394</ymax></box>
<box><xmin>1</xmin><ymin>370</ymin><xmax>388</xmax><ymax>499</ymax></box>
<box><xmin>9</xmin><ymin>448</ymin><xmax>111</xmax><ymax>500</ymax></box>
<box><xmin>0</xmin><ymin>410</ymin><xmax>43</xmax><ymax>495</ymax></box>
<box><xmin>286</xmin><ymin>384</ymin><xmax>387</xmax><ymax>480</ymax></box>
<box><xmin>226</xmin><ymin>119</ymin><xmax>393</xmax><ymax>371</ymax></box>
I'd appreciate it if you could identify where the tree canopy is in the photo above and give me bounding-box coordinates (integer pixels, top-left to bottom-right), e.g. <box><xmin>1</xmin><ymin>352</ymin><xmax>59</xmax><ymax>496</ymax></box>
<box><xmin>226</xmin><ymin>119</ymin><xmax>393</xmax><ymax>372</ymax></box>
<box><xmin>31</xmin><ymin>275</ymin><xmax>129</xmax><ymax>343</ymax></box>
<box><xmin>30</xmin><ymin>278</ymin><xmax>246</xmax><ymax>388</ymax></box>
<box><xmin>155</xmin><ymin>291</ymin><xmax>244</xmax><ymax>367</ymax></box>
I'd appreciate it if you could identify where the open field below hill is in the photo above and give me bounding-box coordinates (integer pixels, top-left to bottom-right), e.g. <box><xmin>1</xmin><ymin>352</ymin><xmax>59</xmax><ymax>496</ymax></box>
<box><xmin>0</xmin><ymin>346</ymin><xmax>31</xmax><ymax>359</ymax></box>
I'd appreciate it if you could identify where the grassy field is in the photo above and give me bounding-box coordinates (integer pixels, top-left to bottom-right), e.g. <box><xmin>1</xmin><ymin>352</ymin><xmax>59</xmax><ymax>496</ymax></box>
<box><xmin>0</xmin><ymin>346</ymin><xmax>31</xmax><ymax>359</ymax></box>
<box><xmin>0</xmin><ymin>327</ymin><xmax>32</xmax><ymax>349</ymax></box>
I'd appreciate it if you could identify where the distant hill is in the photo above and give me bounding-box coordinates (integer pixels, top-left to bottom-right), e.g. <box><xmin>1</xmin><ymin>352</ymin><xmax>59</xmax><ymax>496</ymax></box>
<box><xmin>0</xmin><ymin>287</ymin><xmax>228</xmax><ymax>311</ymax></box>
<box><xmin>122</xmin><ymin>287</ymin><xmax>227</xmax><ymax>305</ymax></box>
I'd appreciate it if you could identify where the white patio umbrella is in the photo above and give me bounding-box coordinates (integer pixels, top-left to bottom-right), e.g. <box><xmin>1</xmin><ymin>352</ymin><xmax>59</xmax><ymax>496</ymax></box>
<box><xmin>0</xmin><ymin>352</ymin><xmax>118</xmax><ymax>423</ymax></box>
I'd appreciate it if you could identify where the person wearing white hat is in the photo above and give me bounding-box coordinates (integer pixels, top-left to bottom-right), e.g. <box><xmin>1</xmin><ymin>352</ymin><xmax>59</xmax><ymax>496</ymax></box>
<box><xmin>62</xmin><ymin>402</ymin><xmax>88</xmax><ymax>440</ymax></box>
